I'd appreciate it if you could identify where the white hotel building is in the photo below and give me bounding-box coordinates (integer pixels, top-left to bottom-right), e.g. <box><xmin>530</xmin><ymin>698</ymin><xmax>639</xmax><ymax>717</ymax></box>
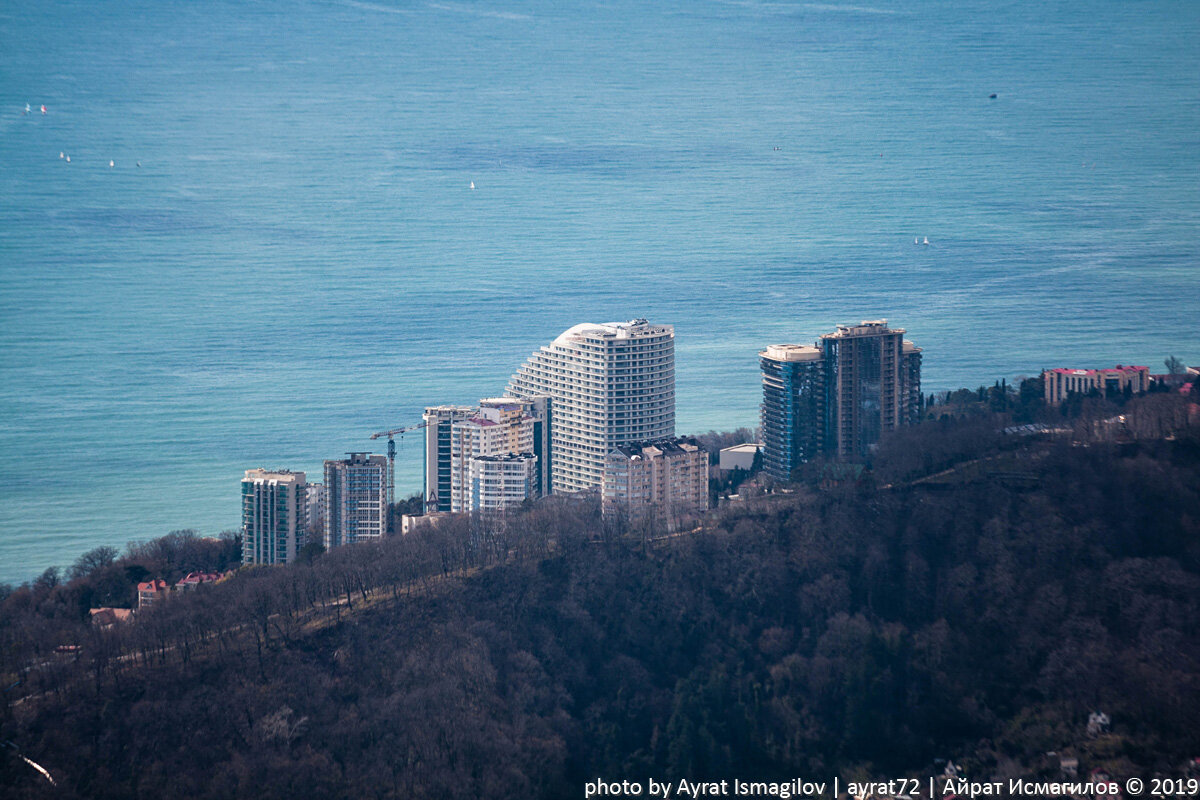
<box><xmin>507</xmin><ymin>319</ymin><xmax>675</xmax><ymax>493</ymax></box>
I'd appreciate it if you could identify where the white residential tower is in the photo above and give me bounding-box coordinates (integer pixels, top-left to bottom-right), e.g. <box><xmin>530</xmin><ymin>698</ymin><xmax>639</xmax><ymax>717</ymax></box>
<box><xmin>507</xmin><ymin>319</ymin><xmax>675</xmax><ymax>493</ymax></box>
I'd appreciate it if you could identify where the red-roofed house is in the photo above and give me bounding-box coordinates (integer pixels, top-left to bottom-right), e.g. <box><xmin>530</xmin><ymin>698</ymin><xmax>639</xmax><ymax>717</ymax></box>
<box><xmin>1043</xmin><ymin>365</ymin><xmax>1150</xmax><ymax>404</ymax></box>
<box><xmin>175</xmin><ymin>572</ymin><xmax>221</xmax><ymax>592</ymax></box>
<box><xmin>137</xmin><ymin>578</ymin><xmax>170</xmax><ymax>608</ymax></box>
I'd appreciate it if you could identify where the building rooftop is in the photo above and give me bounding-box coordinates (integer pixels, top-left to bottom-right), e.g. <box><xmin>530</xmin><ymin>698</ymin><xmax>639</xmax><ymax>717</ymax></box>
<box><xmin>176</xmin><ymin>571</ymin><xmax>221</xmax><ymax>586</ymax></box>
<box><xmin>89</xmin><ymin>607</ymin><xmax>133</xmax><ymax>625</ymax></box>
<box><xmin>610</xmin><ymin>437</ymin><xmax>700</xmax><ymax>460</ymax></box>
<box><xmin>1046</xmin><ymin>364</ymin><xmax>1149</xmax><ymax>376</ymax></box>
<box><xmin>825</xmin><ymin>319</ymin><xmax>905</xmax><ymax>338</ymax></box>
<box><xmin>330</xmin><ymin>453</ymin><xmax>384</xmax><ymax>466</ymax></box>
<box><xmin>761</xmin><ymin>344</ymin><xmax>822</xmax><ymax>362</ymax></box>
<box><xmin>474</xmin><ymin>452</ymin><xmax>536</xmax><ymax>462</ymax></box>
<box><xmin>553</xmin><ymin>319</ymin><xmax>672</xmax><ymax>345</ymax></box>
<box><xmin>244</xmin><ymin>468</ymin><xmax>305</xmax><ymax>482</ymax></box>
<box><xmin>478</xmin><ymin>397</ymin><xmax>525</xmax><ymax>411</ymax></box>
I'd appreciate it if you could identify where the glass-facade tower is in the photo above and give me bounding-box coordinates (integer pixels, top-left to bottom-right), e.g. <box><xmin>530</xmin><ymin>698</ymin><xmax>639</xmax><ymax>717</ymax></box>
<box><xmin>759</xmin><ymin>345</ymin><xmax>825</xmax><ymax>481</ymax></box>
<box><xmin>760</xmin><ymin>320</ymin><xmax>921</xmax><ymax>477</ymax></box>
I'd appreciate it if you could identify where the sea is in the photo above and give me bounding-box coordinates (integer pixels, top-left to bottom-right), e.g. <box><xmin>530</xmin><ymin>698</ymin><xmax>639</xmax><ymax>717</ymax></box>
<box><xmin>1</xmin><ymin>0</ymin><xmax>1198</xmax><ymax>585</ymax></box>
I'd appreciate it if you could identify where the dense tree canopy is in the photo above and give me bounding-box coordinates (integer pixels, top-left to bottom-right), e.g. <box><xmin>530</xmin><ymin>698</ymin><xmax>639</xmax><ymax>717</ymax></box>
<box><xmin>2</xmin><ymin>392</ymin><xmax>1198</xmax><ymax>798</ymax></box>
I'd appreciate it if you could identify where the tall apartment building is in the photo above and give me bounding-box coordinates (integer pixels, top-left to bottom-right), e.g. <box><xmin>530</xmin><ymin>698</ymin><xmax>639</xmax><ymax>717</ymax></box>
<box><xmin>821</xmin><ymin>321</ymin><xmax>922</xmax><ymax>459</ymax></box>
<box><xmin>448</xmin><ymin>397</ymin><xmax>546</xmax><ymax>512</ymax></box>
<box><xmin>305</xmin><ymin>482</ymin><xmax>326</xmax><ymax>542</ymax></box>
<box><xmin>469</xmin><ymin>453</ymin><xmax>539</xmax><ymax>513</ymax></box>
<box><xmin>507</xmin><ymin>319</ymin><xmax>675</xmax><ymax>493</ymax></box>
<box><xmin>760</xmin><ymin>320</ymin><xmax>921</xmax><ymax>479</ymax></box>
<box><xmin>422</xmin><ymin>405</ymin><xmax>474</xmax><ymax>512</ymax></box>
<box><xmin>241</xmin><ymin>469</ymin><xmax>307</xmax><ymax>565</ymax></box>
<box><xmin>602</xmin><ymin>437</ymin><xmax>709</xmax><ymax>532</ymax></box>
<box><xmin>424</xmin><ymin>397</ymin><xmax>550</xmax><ymax>513</ymax></box>
<box><xmin>323</xmin><ymin>453</ymin><xmax>387</xmax><ymax>549</ymax></box>
<box><xmin>1042</xmin><ymin>365</ymin><xmax>1150</xmax><ymax>404</ymax></box>
<box><xmin>760</xmin><ymin>344</ymin><xmax>825</xmax><ymax>481</ymax></box>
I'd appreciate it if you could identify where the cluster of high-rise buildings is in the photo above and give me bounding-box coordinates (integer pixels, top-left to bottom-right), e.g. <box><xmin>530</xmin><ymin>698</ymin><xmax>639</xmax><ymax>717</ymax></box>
<box><xmin>759</xmin><ymin>320</ymin><xmax>923</xmax><ymax>481</ymax></box>
<box><xmin>240</xmin><ymin>453</ymin><xmax>389</xmax><ymax>566</ymax></box>
<box><xmin>241</xmin><ymin>317</ymin><xmax>933</xmax><ymax>566</ymax></box>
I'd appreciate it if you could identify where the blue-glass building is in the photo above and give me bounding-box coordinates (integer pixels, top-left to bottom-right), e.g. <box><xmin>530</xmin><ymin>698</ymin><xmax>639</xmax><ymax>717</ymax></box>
<box><xmin>760</xmin><ymin>320</ymin><xmax>921</xmax><ymax>479</ymax></box>
<box><xmin>759</xmin><ymin>344</ymin><xmax>826</xmax><ymax>481</ymax></box>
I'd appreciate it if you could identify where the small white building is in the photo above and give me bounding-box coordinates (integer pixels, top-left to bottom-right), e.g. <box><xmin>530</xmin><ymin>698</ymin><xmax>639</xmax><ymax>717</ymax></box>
<box><xmin>719</xmin><ymin>443</ymin><xmax>761</xmax><ymax>472</ymax></box>
<box><xmin>401</xmin><ymin>512</ymin><xmax>452</xmax><ymax>536</ymax></box>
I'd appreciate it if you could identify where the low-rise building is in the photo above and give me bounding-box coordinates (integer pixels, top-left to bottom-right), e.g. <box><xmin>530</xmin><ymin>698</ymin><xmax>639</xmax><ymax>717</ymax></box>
<box><xmin>718</xmin><ymin>443</ymin><xmax>761</xmax><ymax>472</ymax></box>
<box><xmin>1043</xmin><ymin>365</ymin><xmax>1150</xmax><ymax>404</ymax></box>
<box><xmin>400</xmin><ymin>511</ymin><xmax>453</xmax><ymax>536</ymax></box>
<box><xmin>175</xmin><ymin>571</ymin><xmax>222</xmax><ymax>592</ymax></box>
<box><xmin>137</xmin><ymin>578</ymin><xmax>170</xmax><ymax>609</ymax></box>
<box><xmin>602</xmin><ymin>437</ymin><xmax>708</xmax><ymax>532</ymax></box>
<box><xmin>89</xmin><ymin>607</ymin><xmax>134</xmax><ymax>628</ymax></box>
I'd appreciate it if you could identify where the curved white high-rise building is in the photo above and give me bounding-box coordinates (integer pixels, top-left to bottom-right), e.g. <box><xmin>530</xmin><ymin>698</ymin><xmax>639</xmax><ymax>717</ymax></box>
<box><xmin>507</xmin><ymin>319</ymin><xmax>675</xmax><ymax>494</ymax></box>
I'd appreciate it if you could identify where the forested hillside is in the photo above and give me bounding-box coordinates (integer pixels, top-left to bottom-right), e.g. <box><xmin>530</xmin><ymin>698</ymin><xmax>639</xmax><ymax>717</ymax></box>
<box><xmin>2</xmin><ymin>392</ymin><xmax>1199</xmax><ymax>799</ymax></box>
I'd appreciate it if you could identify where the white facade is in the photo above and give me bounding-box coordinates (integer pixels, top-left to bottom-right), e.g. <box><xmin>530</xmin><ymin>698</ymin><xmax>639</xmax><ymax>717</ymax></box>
<box><xmin>718</xmin><ymin>443</ymin><xmax>761</xmax><ymax>472</ymax></box>
<box><xmin>304</xmin><ymin>482</ymin><xmax>325</xmax><ymax>539</ymax></box>
<box><xmin>448</xmin><ymin>398</ymin><xmax>539</xmax><ymax>512</ymax></box>
<box><xmin>241</xmin><ymin>469</ymin><xmax>307</xmax><ymax>565</ymax></box>
<box><xmin>507</xmin><ymin>319</ymin><xmax>675</xmax><ymax>493</ymax></box>
<box><xmin>468</xmin><ymin>453</ymin><xmax>538</xmax><ymax>512</ymax></box>
<box><xmin>323</xmin><ymin>453</ymin><xmax>388</xmax><ymax>549</ymax></box>
<box><xmin>423</xmin><ymin>405</ymin><xmax>474</xmax><ymax>513</ymax></box>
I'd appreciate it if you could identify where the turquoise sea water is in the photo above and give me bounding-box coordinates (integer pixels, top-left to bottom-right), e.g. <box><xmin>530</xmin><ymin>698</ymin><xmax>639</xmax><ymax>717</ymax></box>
<box><xmin>1</xmin><ymin>0</ymin><xmax>1198</xmax><ymax>584</ymax></box>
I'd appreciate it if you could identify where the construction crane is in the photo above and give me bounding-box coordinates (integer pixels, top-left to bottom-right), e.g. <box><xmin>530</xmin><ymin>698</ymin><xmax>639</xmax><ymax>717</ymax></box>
<box><xmin>369</xmin><ymin>422</ymin><xmax>430</xmax><ymax>510</ymax></box>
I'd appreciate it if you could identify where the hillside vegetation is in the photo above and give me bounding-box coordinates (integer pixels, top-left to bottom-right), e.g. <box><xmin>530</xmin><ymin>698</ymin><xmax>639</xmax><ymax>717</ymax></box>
<box><xmin>2</xmin><ymin>390</ymin><xmax>1199</xmax><ymax>798</ymax></box>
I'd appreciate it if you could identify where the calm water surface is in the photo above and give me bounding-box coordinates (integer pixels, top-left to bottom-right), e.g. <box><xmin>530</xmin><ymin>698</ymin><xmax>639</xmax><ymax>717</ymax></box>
<box><xmin>1</xmin><ymin>0</ymin><xmax>1198</xmax><ymax>583</ymax></box>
